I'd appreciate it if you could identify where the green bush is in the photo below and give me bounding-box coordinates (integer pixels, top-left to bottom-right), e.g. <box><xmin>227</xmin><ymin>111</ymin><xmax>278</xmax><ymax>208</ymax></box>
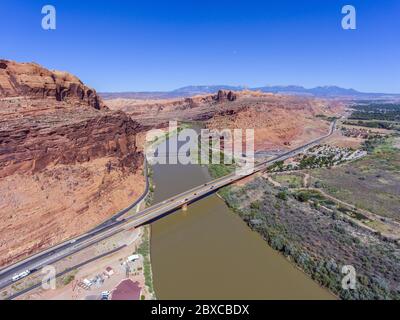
<box><xmin>63</xmin><ymin>274</ymin><xmax>75</xmax><ymax>286</ymax></box>
<box><xmin>276</xmin><ymin>191</ymin><xmax>288</xmax><ymax>201</ymax></box>
<box><xmin>295</xmin><ymin>192</ymin><xmax>311</xmax><ymax>202</ymax></box>
<box><xmin>250</xmin><ymin>201</ymin><xmax>261</xmax><ymax>210</ymax></box>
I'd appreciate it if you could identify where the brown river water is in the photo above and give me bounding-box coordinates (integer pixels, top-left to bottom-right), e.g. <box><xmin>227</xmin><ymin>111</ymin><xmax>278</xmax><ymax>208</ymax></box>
<box><xmin>149</xmin><ymin>133</ymin><xmax>334</xmax><ymax>299</ymax></box>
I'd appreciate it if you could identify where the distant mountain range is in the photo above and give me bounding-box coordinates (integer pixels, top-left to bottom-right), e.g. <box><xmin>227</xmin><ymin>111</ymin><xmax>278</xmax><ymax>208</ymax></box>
<box><xmin>100</xmin><ymin>85</ymin><xmax>400</xmax><ymax>100</ymax></box>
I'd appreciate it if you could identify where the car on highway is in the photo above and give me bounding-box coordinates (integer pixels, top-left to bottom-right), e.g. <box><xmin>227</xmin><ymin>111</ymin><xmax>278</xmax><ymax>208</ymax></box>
<box><xmin>12</xmin><ymin>270</ymin><xmax>31</xmax><ymax>282</ymax></box>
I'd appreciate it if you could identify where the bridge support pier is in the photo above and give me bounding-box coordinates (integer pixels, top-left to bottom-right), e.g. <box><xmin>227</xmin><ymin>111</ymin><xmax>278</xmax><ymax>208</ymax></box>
<box><xmin>182</xmin><ymin>204</ymin><xmax>188</xmax><ymax>211</ymax></box>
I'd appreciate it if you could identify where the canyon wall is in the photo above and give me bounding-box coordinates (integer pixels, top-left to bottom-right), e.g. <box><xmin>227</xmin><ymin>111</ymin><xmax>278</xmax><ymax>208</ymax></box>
<box><xmin>107</xmin><ymin>90</ymin><xmax>344</xmax><ymax>150</ymax></box>
<box><xmin>0</xmin><ymin>60</ymin><xmax>145</xmax><ymax>267</ymax></box>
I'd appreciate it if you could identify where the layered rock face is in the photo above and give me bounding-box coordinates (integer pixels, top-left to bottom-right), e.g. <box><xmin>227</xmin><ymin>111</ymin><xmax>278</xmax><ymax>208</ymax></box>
<box><xmin>107</xmin><ymin>90</ymin><xmax>344</xmax><ymax>150</ymax></box>
<box><xmin>0</xmin><ymin>106</ymin><xmax>141</xmax><ymax>178</ymax></box>
<box><xmin>0</xmin><ymin>60</ymin><xmax>144</xmax><ymax>267</ymax></box>
<box><xmin>0</xmin><ymin>59</ymin><xmax>105</xmax><ymax>110</ymax></box>
<box><xmin>106</xmin><ymin>90</ymin><xmax>241</xmax><ymax>128</ymax></box>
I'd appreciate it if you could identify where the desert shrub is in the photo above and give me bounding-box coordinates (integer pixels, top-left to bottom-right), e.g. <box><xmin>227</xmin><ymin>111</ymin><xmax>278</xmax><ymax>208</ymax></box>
<box><xmin>314</xmin><ymin>180</ymin><xmax>323</xmax><ymax>188</ymax></box>
<box><xmin>218</xmin><ymin>174</ymin><xmax>400</xmax><ymax>300</ymax></box>
<box><xmin>295</xmin><ymin>192</ymin><xmax>311</xmax><ymax>202</ymax></box>
<box><xmin>250</xmin><ymin>201</ymin><xmax>261</xmax><ymax>210</ymax></box>
<box><xmin>276</xmin><ymin>191</ymin><xmax>288</xmax><ymax>201</ymax></box>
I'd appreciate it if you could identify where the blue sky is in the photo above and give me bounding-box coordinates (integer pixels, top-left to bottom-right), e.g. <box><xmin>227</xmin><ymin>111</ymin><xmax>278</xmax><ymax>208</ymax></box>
<box><xmin>1</xmin><ymin>0</ymin><xmax>399</xmax><ymax>93</ymax></box>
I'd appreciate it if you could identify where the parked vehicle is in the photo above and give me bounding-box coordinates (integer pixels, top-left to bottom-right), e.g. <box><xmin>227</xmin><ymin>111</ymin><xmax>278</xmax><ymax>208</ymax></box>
<box><xmin>101</xmin><ymin>291</ymin><xmax>110</xmax><ymax>300</ymax></box>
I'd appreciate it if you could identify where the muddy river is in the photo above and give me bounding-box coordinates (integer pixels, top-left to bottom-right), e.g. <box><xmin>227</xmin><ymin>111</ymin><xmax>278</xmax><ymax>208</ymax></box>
<box><xmin>150</xmin><ymin>133</ymin><xmax>334</xmax><ymax>299</ymax></box>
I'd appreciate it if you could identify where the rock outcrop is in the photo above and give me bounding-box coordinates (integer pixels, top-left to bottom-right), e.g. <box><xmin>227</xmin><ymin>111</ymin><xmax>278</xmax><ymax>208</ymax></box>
<box><xmin>0</xmin><ymin>60</ymin><xmax>145</xmax><ymax>267</ymax></box>
<box><xmin>0</xmin><ymin>108</ymin><xmax>142</xmax><ymax>178</ymax></box>
<box><xmin>213</xmin><ymin>90</ymin><xmax>237</xmax><ymax>102</ymax></box>
<box><xmin>0</xmin><ymin>60</ymin><xmax>143</xmax><ymax>178</ymax></box>
<box><xmin>106</xmin><ymin>90</ymin><xmax>343</xmax><ymax>146</ymax></box>
<box><xmin>0</xmin><ymin>59</ymin><xmax>105</xmax><ymax>110</ymax></box>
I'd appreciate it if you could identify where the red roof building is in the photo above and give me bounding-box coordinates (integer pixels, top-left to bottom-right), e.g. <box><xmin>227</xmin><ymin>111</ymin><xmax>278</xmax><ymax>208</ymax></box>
<box><xmin>111</xmin><ymin>279</ymin><xmax>142</xmax><ymax>300</ymax></box>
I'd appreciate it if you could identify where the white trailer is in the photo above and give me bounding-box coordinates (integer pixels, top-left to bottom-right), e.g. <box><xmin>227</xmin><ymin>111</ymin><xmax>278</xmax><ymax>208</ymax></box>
<box><xmin>11</xmin><ymin>270</ymin><xmax>31</xmax><ymax>282</ymax></box>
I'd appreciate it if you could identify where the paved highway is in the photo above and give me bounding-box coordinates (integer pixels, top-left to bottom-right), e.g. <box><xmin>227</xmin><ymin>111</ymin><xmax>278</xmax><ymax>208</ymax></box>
<box><xmin>0</xmin><ymin>120</ymin><xmax>336</xmax><ymax>292</ymax></box>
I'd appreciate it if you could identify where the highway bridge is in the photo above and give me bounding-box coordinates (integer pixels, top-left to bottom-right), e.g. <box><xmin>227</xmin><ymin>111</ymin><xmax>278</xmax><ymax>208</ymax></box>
<box><xmin>0</xmin><ymin>120</ymin><xmax>336</xmax><ymax>292</ymax></box>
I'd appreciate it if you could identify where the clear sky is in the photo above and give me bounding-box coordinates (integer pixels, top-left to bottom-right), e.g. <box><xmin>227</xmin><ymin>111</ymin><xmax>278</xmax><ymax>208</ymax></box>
<box><xmin>1</xmin><ymin>0</ymin><xmax>399</xmax><ymax>93</ymax></box>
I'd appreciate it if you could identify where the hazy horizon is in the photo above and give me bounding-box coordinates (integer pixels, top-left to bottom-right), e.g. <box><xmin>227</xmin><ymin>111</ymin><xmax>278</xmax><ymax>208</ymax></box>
<box><xmin>2</xmin><ymin>0</ymin><xmax>399</xmax><ymax>93</ymax></box>
<box><xmin>97</xmin><ymin>83</ymin><xmax>399</xmax><ymax>95</ymax></box>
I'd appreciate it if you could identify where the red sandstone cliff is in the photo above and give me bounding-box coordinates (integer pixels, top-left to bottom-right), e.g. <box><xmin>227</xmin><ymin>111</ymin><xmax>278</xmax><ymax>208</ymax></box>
<box><xmin>0</xmin><ymin>59</ymin><xmax>105</xmax><ymax>110</ymax></box>
<box><xmin>0</xmin><ymin>60</ymin><xmax>145</xmax><ymax>267</ymax></box>
<box><xmin>107</xmin><ymin>90</ymin><xmax>344</xmax><ymax>150</ymax></box>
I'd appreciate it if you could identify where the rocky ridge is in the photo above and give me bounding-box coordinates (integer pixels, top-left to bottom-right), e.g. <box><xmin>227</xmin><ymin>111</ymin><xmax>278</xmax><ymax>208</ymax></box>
<box><xmin>0</xmin><ymin>59</ymin><xmax>105</xmax><ymax>110</ymax></box>
<box><xmin>107</xmin><ymin>89</ymin><xmax>344</xmax><ymax>150</ymax></box>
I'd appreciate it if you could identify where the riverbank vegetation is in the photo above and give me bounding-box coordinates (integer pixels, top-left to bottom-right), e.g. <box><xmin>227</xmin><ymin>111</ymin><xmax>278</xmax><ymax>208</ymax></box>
<box><xmin>142</xmin><ymin>164</ymin><xmax>155</xmax><ymax>297</ymax></box>
<box><xmin>207</xmin><ymin>162</ymin><xmax>236</xmax><ymax>179</ymax></box>
<box><xmin>137</xmin><ymin>226</ymin><xmax>154</xmax><ymax>296</ymax></box>
<box><xmin>271</xmin><ymin>173</ymin><xmax>303</xmax><ymax>188</ymax></box>
<box><xmin>199</xmin><ymin>145</ymin><xmax>236</xmax><ymax>179</ymax></box>
<box><xmin>218</xmin><ymin>179</ymin><xmax>400</xmax><ymax>299</ymax></box>
<box><xmin>145</xmin><ymin>165</ymin><xmax>154</xmax><ymax>207</ymax></box>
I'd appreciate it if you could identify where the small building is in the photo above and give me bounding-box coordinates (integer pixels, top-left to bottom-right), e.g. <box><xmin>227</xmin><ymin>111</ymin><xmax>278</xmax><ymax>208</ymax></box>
<box><xmin>127</xmin><ymin>254</ymin><xmax>140</xmax><ymax>262</ymax></box>
<box><xmin>111</xmin><ymin>279</ymin><xmax>142</xmax><ymax>300</ymax></box>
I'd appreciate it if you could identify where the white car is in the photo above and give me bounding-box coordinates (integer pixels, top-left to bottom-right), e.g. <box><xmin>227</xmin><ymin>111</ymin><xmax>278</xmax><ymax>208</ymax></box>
<box><xmin>12</xmin><ymin>270</ymin><xmax>31</xmax><ymax>282</ymax></box>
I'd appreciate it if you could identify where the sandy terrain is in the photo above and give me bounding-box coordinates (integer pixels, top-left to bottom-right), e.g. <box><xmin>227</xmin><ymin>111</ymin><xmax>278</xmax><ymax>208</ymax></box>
<box><xmin>325</xmin><ymin>130</ymin><xmax>364</xmax><ymax>149</ymax></box>
<box><xmin>15</xmin><ymin>228</ymin><xmax>151</xmax><ymax>300</ymax></box>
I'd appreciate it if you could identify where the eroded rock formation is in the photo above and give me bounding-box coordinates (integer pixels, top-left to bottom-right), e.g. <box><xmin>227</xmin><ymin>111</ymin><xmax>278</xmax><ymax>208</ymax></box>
<box><xmin>0</xmin><ymin>59</ymin><xmax>105</xmax><ymax>110</ymax></box>
<box><xmin>0</xmin><ymin>60</ymin><xmax>144</xmax><ymax>267</ymax></box>
<box><xmin>106</xmin><ymin>90</ymin><xmax>344</xmax><ymax>150</ymax></box>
